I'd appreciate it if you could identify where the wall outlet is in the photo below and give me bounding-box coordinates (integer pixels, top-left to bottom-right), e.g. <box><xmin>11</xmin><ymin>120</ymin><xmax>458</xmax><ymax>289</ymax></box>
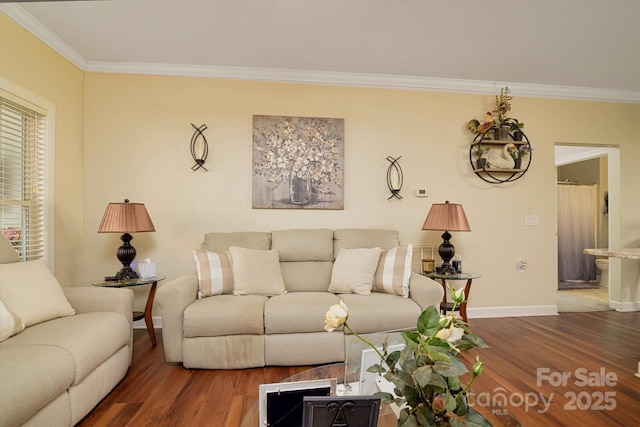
<box><xmin>517</xmin><ymin>260</ymin><xmax>527</xmax><ymax>273</ymax></box>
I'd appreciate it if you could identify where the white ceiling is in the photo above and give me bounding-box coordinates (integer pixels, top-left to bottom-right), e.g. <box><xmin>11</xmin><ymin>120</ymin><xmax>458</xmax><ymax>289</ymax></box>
<box><xmin>2</xmin><ymin>0</ymin><xmax>639</xmax><ymax>102</ymax></box>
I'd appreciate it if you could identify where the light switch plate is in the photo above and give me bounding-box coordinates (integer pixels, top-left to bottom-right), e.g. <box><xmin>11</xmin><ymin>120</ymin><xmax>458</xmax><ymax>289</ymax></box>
<box><xmin>524</xmin><ymin>215</ymin><xmax>539</xmax><ymax>226</ymax></box>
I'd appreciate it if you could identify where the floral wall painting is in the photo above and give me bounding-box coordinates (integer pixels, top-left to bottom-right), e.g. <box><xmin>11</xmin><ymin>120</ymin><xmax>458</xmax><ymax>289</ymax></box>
<box><xmin>252</xmin><ymin>115</ymin><xmax>345</xmax><ymax>209</ymax></box>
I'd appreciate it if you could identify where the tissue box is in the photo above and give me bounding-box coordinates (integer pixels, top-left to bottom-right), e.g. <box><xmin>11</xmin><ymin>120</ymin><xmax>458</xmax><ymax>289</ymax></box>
<box><xmin>138</xmin><ymin>262</ymin><xmax>157</xmax><ymax>278</ymax></box>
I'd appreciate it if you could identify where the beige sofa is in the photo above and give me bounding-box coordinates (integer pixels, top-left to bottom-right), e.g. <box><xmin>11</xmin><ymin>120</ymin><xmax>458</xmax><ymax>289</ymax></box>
<box><xmin>156</xmin><ymin>228</ymin><xmax>444</xmax><ymax>369</ymax></box>
<box><xmin>0</xmin><ymin>235</ymin><xmax>134</xmax><ymax>427</ymax></box>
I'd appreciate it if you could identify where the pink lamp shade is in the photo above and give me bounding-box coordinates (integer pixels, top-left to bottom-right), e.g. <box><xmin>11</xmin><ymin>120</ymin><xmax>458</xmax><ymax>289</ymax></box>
<box><xmin>97</xmin><ymin>199</ymin><xmax>155</xmax><ymax>281</ymax></box>
<box><xmin>422</xmin><ymin>201</ymin><xmax>471</xmax><ymax>232</ymax></box>
<box><xmin>97</xmin><ymin>201</ymin><xmax>155</xmax><ymax>233</ymax></box>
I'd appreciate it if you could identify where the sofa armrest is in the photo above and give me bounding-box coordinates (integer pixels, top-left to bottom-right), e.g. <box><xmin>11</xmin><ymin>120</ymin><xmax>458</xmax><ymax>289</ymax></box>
<box><xmin>63</xmin><ymin>286</ymin><xmax>135</xmax><ymax>363</ymax></box>
<box><xmin>64</xmin><ymin>286</ymin><xmax>134</xmax><ymax>317</ymax></box>
<box><xmin>155</xmin><ymin>273</ymin><xmax>198</xmax><ymax>362</ymax></box>
<box><xmin>408</xmin><ymin>273</ymin><xmax>444</xmax><ymax>311</ymax></box>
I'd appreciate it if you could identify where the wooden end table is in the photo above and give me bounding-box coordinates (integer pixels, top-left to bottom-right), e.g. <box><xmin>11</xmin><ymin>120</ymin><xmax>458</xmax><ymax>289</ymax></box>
<box><xmin>423</xmin><ymin>272</ymin><xmax>480</xmax><ymax>323</ymax></box>
<box><xmin>93</xmin><ymin>276</ymin><xmax>165</xmax><ymax>346</ymax></box>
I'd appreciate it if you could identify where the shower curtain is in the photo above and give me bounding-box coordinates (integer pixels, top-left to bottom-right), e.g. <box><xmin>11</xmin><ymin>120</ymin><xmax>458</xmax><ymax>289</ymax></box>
<box><xmin>557</xmin><ymin>184</ymin><xmax>597</xmax><ymax>282</ymax></box>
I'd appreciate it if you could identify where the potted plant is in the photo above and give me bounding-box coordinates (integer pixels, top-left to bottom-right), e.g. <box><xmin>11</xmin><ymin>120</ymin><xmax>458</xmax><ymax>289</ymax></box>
<box><xmin>504</xmin><ymin>118</ymin><xmax>525</xmax><ymax>141</ymax></box>
<box><xmin>467</xmin><ymin>87</ymin><xmax>526</xmax><ymax>142</ymax></box>
<box><xmin>507</xmin><ymin>143</ymin><xmax>531</xmax><ymax>169</ymax></box>
<box><xmin>471</xmin><ymin>145</ymin><xmax>490</xmax><ymax>169</ymax></box>
<box><xmin>492</xmin><ymin>87</ymin><xmax>512</xmax><ymax>140</ymax></box>
<box><xmin>324</xmin><ymin>293</ymin><xmax>490</xmax><ymax>427</ymax></box>
<box><xmin>517</xmin><ymin>142</ymin><xmax>532</xmax><ymax>163</ymax></box>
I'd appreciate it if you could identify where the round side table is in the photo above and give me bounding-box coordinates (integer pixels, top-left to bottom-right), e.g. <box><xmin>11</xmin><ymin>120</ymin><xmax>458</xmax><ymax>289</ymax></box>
<box><xmin>93</xmin><ymin>276</ymin><xmax>165</xmax><ymax>346</ymax></box>
<box><xmin>423</xmin><ymin>272</ymin><xmax>480</xmax><ymax>323</ymax></box>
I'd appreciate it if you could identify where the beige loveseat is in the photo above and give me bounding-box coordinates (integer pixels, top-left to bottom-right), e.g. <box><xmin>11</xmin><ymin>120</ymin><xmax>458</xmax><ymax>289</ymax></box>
<box><xmin>156</xmin><ymin>228</ymin><xmax>444</xmax><ymax>369</ymax></box>
<box><xmin>0</xmin><ymin>235</ymin><xmax>134</xmax><ymax>427</ymax></box>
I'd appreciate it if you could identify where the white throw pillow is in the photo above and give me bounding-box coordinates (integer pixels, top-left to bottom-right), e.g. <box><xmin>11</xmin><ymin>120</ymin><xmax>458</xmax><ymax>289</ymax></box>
<box><xmin>229</xmin><ymin>246</ymin><xmax>287</xmax><ymax>296</ymax></box>
<box><xmin>0</xmin><ymin>259</ymin><xmax>75</xmax><ymax>327</ymax></box>
<box><xmin>373</xmin><ymin>244</ymin><xmax>413</xmax><ymax>297</ymax></box>
<box><xmin>193</xmin><ymin>249</ymin><xmax>234</xmax><ymax>298</ymax></box>
<box><xmin>329</xmin><ymin>247</ymin><xmax>383</xmax><ymax>295</ymax></box>
<box><xmin>0</xmin><ymin>299</ymin><xmax>25</xmax><ymax>342</ymax></box>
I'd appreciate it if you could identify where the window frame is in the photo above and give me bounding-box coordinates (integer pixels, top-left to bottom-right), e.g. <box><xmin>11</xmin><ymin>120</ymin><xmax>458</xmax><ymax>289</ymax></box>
<box><xmin>0</xmin><ymin>78</ymin><xmax>55</xmax><ymax>270</ymax></box>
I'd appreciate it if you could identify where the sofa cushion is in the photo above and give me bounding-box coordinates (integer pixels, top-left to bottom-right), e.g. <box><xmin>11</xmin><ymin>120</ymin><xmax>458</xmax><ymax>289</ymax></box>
<box><xmin>2</xmin><ymin>311</ymin><xmax>130</xmax><ymax>384</ymax></box>
<box><xmin>193</xmin><ymin>249</ymin><xmax>234</xmax><ymax>298</ymax></box>
<box><xmin>0</xmin><ymin>299</ymin><xmax>25</xmax><ymax>342</ymax></box>
<box><xmin>333</xmin><ymin>229</ymin><xmax>400</xmax><ymax>256</ymax></box>
<box><xmin>0</xmin><ymin>344</ymin><xmax>75</xmax><ymax>427</ymax></box>
<box><xmin>202</xmin><ymin>231</ymin><xmax>271</xmax><ymax>252</ymax></box>
<box><xmin>265</xmin><ymin>292</ymin><xmax>342</xmax><ymax>334</ymax></box>
<box><xmin>0</xmin><ymin>234</ymin><xmax>20</xmax><ymax>264</ymax></box>
<box><xmin>0</xmin><ymin>259</ymin><xmax>75</xmax><ymax>327</ymax></box>
<box><xmin>229</xmin><ymin>246</ymin><xmax>286</xmax><ymax>296</ymax></box>
<box><xmin>271</xmin><ymin>229</ymin><xmax>334</xmax><ymax>261</ymax></box>
<box><xmin>183</xmin><ymin>294</ymin><xmax>268</xmax><ymax>336</ymax></box>
<box><xmin>280</xmin><ymin>261</ymin><xmax>334</xmax><ymax>292</ymax></box>
<box><xmin>328</xmin><ymin>247</ymin><xmax>382</xmax><ymax>295</ymax></box>
<box><xmin>338</xmin><ymin>293</ymin><xmax>421</xmax><ymax>334</ymax></box>
<box><xmin>373</xmin><ymin>244</ymin><xmax>413</xmax><ymax>297</ymax></box>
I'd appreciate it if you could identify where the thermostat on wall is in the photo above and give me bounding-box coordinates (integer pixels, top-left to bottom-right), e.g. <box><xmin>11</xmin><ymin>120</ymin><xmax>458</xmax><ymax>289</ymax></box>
<box><xmin>416</xmin><ymin>189</ymin><xmax>429</xmax><ymax>197</ymax></box>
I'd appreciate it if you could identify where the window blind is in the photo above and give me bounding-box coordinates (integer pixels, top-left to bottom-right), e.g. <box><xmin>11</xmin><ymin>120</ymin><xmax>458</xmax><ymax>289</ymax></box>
<box><xmin>0</xmin><ymin>96</ymin><xmax>46</xmax><ymax>261</ymax></box>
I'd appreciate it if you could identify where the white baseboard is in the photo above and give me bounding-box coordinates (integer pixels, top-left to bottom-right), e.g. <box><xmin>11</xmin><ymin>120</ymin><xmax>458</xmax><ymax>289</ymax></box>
<box><xmin>133</xmin><ymin>316</ymin><xmax>163</xmax><ymax>329</ymax></box>
<box><xmin>468</xmin><ymin>305</ymin><xmax>558</xmax><ymax>319</ymax></box>
<box><xmin>609</xmin><ymin>300</ymin><xmax>640</xmax><ymax>312</ymax></box>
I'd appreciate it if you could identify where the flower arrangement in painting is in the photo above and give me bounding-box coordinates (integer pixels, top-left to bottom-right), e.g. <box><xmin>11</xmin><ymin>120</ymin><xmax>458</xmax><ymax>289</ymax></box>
<box><xmin>325</xmin><ymin>290</ymin><xmax>490</xmax><ymax>427</ymax></box>
<box><xmin>253</xmin><ymin>116</ymin><xmax>343</xmax><ymax>196</ymax></box>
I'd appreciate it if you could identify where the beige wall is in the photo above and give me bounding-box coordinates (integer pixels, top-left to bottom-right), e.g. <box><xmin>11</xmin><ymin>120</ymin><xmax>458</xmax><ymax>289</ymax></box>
<box><xmin>83</xmin><ymin>73</ymin><xmax>640</xmax><ymax>314</ymax></box>
<box><xmin>2</xmin><ymin>12</ymin><xmax>639</xmax><ymax>314</ymax></box>
<box><xmin>0</xmin><ymin>14</ymin><xmax>85</xmax><ymax>285</ymax></box>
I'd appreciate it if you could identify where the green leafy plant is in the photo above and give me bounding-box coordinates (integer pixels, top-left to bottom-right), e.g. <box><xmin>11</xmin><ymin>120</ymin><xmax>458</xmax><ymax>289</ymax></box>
<box><xmin>470</xmin><ymin>145</ymin><xmax>490</xmax><ymax>159</ymax></box>
<box><xmin>506</xmin><ymin>118</ymin><xmax>524</xmax><ymax>132</ymax></box>
<box><xmin>325</xmin><ymin>290</ymin><xmax>490</xmax><ymax>427</ymax></box>
<box><xmin>466</xmin><ymin>87</ymin><xmax>524</xmax><ymax>136</ymax></box>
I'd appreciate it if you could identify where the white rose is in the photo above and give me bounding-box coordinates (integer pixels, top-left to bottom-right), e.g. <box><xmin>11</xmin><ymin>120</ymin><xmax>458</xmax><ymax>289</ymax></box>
<box><xmin>435</xmin><ymin>326</ymin><xmax>464</xmax><ymax>343</ymax></box>
<box><xmin>451</xmin><ymin>287</ymin><xmax>465</xmax><ymax>303</ymax></box>
<box><xmin>324</xmin><ymin>301</ymin><xmax>349</xmax><ymax>332</ymax></box>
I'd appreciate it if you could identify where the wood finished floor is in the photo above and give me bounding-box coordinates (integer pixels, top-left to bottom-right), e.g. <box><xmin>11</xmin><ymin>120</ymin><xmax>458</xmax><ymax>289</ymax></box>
<box><xmin>77</xmin><ymin>311</ymin><xmax>640</xmax><ymax>426</ymax></box>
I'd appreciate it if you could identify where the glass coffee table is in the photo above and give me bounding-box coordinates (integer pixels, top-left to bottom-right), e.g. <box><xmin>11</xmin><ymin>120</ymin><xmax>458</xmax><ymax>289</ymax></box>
<box><xmin>240</xmin><ymin>363</ymin><xmax>398</xmax><ymax>427</ymax></box>
<box><xmin>240</xmin><ymin>361</ymin><xmax>522</xmax><ymax>426</ymax></box>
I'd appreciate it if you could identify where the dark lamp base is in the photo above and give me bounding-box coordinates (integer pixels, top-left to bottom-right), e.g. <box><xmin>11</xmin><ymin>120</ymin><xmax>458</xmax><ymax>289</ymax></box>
<box><xmin>436</xmin><ymin>263</ymin><xmax>458</xmax><ymax>275</ymax></box>
<box><xmin>105</xmin><ymin>232</ymin><xmax>139</xmax><ymax>281</ymax></box>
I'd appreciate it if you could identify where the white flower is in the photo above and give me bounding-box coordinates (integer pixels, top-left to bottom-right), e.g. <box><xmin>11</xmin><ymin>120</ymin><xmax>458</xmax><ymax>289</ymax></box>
<box><xmin>324</xmin><ymin>301</ymin><xmax>349</xmax><ymax>332</ymax></box>
<box><xmin>435</xmin><ymin>326</ymin><xmax>464</xmax><ymax>343</ymax></box>
<box><xmin>451</xmin><ymin>287</ymin><xmax>465</xmax><ymax>303</ymax></box>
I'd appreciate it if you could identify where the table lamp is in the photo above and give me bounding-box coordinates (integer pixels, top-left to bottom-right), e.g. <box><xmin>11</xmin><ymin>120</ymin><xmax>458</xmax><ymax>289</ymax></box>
<box><xmin>98</xmin><ymin>199</ymin><xmax>155</xmax><ymax>281</ymax></box>
<box><xmin>422</xmin><ymin>200</ymin><xmax>471</xmax><ymax>275</ymax></box>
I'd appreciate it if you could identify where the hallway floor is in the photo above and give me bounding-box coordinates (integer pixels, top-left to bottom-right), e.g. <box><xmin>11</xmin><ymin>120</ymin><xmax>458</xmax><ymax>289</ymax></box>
<box><xmin>556</xmin><ymin>286</ymin><xmax>611</xmax><ymax>313</ymax></box>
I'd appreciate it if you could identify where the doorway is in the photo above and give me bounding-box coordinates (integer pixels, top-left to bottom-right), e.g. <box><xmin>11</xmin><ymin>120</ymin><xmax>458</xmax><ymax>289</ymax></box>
<box><xmin>555</xmin><ymin>145</ymin><xmax>620</xmax><ymax>312</ymax></box>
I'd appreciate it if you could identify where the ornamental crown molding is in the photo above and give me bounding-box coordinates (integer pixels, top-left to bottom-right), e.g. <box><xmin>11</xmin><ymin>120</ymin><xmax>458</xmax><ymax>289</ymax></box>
<box><xmin>2</xmin><ymin>4</ymin><xmax>638</xmax><ymax>104</ymax></box>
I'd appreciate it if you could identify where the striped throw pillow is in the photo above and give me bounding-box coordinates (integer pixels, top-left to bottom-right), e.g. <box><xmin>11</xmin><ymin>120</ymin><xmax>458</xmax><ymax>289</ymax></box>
<box><xmin>373</xmin><ymin>244</ymin><xmax>412</xmax><ymax>297</ymax></box>
<box><xmin>193</xmin><ymin>249</ymin><xmax>234</xmax><ymax>298</ymax></box>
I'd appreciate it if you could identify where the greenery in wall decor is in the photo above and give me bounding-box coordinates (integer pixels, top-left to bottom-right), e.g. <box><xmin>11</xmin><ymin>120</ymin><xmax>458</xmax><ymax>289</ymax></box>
<box><xmin>466</xmin><ymin>87</ymin><xmax>525</xmax><ymax>137</ymax></box>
